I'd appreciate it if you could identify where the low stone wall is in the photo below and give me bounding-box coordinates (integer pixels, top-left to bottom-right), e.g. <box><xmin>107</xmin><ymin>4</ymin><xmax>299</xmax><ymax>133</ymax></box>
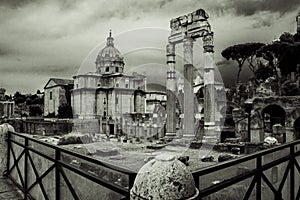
<box><xmin>8</xmin><ymin>119</ymin><xmax>72</xmax><ymax>135</ymax></box>
<box><xmin>72</xmin><ymin>118</ymin><xmax>100</xmax><ymax>134</ymax></box>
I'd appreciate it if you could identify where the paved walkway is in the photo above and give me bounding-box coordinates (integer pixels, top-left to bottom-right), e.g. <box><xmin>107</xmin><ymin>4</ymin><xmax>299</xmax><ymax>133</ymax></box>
<box><xmin>0</xmin><ymin>176</ymin><xmax>22</xmax><ymax>200</ymax></box>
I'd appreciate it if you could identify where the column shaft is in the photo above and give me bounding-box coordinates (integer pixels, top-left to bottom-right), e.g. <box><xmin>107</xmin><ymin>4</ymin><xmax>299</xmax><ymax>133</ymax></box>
<box><xmin>203</xmin><ymin>33</ymin><xmax>217</xmax><ymax>143</ymax></box>
<box><xmin>166</xmin><ymin>43</ymin><xmax>177</xmax><ymax>138</ymax></box>
<box><xmin>183</xmin><ymin>37</ymin><xmax>195</xmax><ymax>137</ymax></box>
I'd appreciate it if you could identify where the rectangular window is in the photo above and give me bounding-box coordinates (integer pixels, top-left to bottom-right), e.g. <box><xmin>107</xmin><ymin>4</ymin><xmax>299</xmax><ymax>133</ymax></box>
<box><xmin>106</xmin><ymin>67</ymin><xmax>109</xmax><ymax>72</ymax></box>
<box><xmin>116</xmin><ymin>96</ymin><xmax>118</xmax><ymax>104</ymax></box>
<box><xmin>116</xmin><ymin>67</ymin><xmax>119</xmax><ymax>73</ymax></box>
<box><xmin>125</xmin><ymin>79</ymin><xmax>129</xmax><ymax>88</ymax></box>
<box><xmin>50</xmin><ymin>91</ymin><xmax>52</xmax><ymax>100</ymax></box>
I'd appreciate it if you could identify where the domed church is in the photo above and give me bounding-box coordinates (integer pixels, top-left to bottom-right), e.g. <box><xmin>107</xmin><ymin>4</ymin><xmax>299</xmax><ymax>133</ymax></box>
<box><xmin>71</xmin><ymin>31</ymin><xmax>147</xmax><ymax>135</ymax></box>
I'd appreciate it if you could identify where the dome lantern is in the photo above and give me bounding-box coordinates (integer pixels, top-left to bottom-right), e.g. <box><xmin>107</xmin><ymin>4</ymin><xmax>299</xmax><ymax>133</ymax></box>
<box><xmin>106</xmin><ymin>29</ymin><xmax>114</xmax><ymax>47</ymax></box>
<box><xmin>95</xmin><ymin>30</ymin><xmax>125</xmax><ymax>74</ymax></box>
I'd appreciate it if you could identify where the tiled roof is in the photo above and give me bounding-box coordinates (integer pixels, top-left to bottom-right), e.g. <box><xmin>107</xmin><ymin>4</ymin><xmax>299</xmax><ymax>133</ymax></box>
<box><xmin>50</xmin><ymin>78</ymin><xmax>74</xmax><ymax>85</ymax></box>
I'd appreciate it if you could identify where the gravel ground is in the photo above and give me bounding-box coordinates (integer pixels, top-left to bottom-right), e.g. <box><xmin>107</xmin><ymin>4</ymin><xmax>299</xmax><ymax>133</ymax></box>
<box><xmin>24</xmin><ymin>134</ymin><xmax>241</xmax><ymax>173</ymax></box>
<box><xmin>61</xmin><ymin>138</ymin><xmax>240</xmax><ymax>172</ymax></box>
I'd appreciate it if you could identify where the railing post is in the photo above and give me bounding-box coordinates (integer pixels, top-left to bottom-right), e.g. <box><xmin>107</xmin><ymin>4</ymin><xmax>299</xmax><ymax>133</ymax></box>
<box><xmin>256</xmin><ymin>155</ymin><xmax>262</xmax><ymax>200</ymax></box>
<box><xmin>24</xmin><ymin>137</ymin><xmax>28</xmax><ymax>200</ymax></box>
<box><xmin>56</xmin><ymin>149</ymin><xmax>61</xmax><ymax>200</ymax></box>
<box><xmin>290</xmin><ymin>144</ymin><xmax>295</xmax><ymax>200</ymax></box>
<box><xmin>192</xmin><ymin>174</ymin><xmax>200</xmax><ymax>191</ymax></box>
<box><xmin>128</xmin><ymin>172</ymin><xmax>136</xmax><ymax>190</ymax></box>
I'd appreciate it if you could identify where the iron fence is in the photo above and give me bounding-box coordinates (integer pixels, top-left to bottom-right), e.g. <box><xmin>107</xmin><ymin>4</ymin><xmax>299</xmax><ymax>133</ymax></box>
<box><xmin>4</xmin><ymin>131</ymin><xmax>136</xmax><ymax>200</ymax></box>
<box><xmin>4</xmin><ymin>130</ymin><xmax>300</xmax><ymax>200</ymax></box>
<box><xmin>192</xmin><ymin>139</ymin><xmax>300</xmax><ymax>200</ymax></box>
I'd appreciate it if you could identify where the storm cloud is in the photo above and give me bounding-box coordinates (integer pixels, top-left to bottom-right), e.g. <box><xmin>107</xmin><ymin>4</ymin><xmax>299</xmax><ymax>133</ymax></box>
<box><xmin>231</xmin><ymin>0</ymin><xmax>300</xmax><ymax>16</ymax></box>
<box><xmin>0</xmin><ymin>0</ymin><xmax>299</xmax><ymax>93</ymax></box>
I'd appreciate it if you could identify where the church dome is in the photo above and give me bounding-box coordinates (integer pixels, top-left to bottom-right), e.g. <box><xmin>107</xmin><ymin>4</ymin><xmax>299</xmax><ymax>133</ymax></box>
<box><xmin>95</xmin><ymin>30</ymin><xmax>125</xmax><ymax>74</ymax></box>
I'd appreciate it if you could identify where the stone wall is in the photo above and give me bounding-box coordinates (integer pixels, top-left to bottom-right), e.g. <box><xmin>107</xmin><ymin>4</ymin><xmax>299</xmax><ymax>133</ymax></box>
<box><xmin>2</xmin><ymin>130</ymin><xmax>124</xmax><ymax>200</ymax></box>
<box><xmin>234</xmin><ymin>96</ymin><xmax>300</xmax><ymax>143</ymax></box>
<box><xmin>8</xmin><ymin>119</ymin><xmax>72</xmax><ymax>135</ymax></box>
<box><xmin>44</xmin><ymin>86</ymin><xmax>68</xmax><ymax>116</ymax></box>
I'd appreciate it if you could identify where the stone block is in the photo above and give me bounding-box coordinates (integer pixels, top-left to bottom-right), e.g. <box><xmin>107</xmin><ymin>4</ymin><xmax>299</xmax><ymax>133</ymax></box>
<box><xmin>130</xmin><ymin>154</ymin><xmax>199</xmax><ymax>199</ymax></box>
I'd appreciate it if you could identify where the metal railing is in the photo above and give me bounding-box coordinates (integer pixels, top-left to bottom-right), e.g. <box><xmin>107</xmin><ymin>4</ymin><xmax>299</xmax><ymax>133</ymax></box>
<box><xmin>192</xmin><ymin>139</ymin><xmax>300</xmax><ymax>200</ymax></box>
<box><xmin>4</xmin><ymin>130</ymin><xmax>300</xmax><ymax>200</ymax></box>
<box><xmin>4</xmin><ymin>131</ymin><xmax>136</xmax><ymax>200</ymax></box>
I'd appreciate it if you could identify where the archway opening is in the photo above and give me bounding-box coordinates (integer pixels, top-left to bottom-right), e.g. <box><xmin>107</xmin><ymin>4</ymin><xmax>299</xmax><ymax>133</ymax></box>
<box><xmin>220</xmin><ymin>105</ymin><xmax>235</xmax><ymax>142</ymax></box>
<box><xmin>293</xmin><ymin>117</ymin><xmax>300</xmax><ymax>140</ymax></box>
<box><xmin>262</xmin><ymin>105</ymin><xmax>286</xmax><ymax>134</ymax></box>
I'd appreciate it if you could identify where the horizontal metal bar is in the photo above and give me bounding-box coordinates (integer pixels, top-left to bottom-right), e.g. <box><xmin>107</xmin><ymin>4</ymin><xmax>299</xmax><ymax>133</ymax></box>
<box><xmin>193</xmin><ymin>143</ymin><xmax>300</xmax><ymax>176</ymax></box>
<box><xmin>58</xmin><ymin>160</ymin><xmax>129</xmax><ymax>195</ymax></box>
<box><xmin>8</xmin><ymin>131</ymin><xmax>137</xmax><ymax>175</ymax></box>
<box><xmin>59</xmin><ymin>148</ymin><xmax>137</xmax><ymax>174</ymax></box>
<box><xmin>10</xmin><ymin>138</ymin><xmax>132</xmax><ymax>194</ymax></box>
<box><xmin>198</xmin><ymin>155</ymin><xmax>292</xmax><ymax>197</ymax></box>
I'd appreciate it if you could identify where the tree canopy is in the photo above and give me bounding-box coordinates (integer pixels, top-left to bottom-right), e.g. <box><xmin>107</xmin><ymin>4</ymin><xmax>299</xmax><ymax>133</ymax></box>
<box><xmin>256</xmin><ymin>41</ymin><xmax>300</xmax><ymax>76</ymax></box>
<box><xmin>221</xmin><ymin>42</ymin><xmax>265</xmax><ymax>84</ymax></box>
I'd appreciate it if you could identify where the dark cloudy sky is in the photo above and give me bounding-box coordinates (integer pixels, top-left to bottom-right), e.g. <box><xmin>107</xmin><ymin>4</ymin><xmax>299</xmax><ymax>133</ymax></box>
<box><xmin>0</xmin><ymin>0</ymin><xmax>299</xmax><ymax>94</ymax></box>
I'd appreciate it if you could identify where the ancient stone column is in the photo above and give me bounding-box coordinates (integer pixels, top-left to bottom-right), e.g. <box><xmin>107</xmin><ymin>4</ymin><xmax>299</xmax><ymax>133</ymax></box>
<box><xmin>183</xmin><ymin>37</ymin><xmax>195</xmax><ymax>138</ymax></box>
<box><xmin>203</xmin><ymin>33</ymin><xmax>217</xmax><ymax>143</ymax></box>
<box><xmin>166</xmin><ymin>43</ymin><xmax>177</xmax><ymax>138</ymax></box>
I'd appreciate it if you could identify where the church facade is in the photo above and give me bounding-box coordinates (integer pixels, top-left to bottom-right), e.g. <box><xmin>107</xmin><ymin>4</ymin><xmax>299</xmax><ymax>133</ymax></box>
<box><xmin>71</xmin><ymin>32</ymin><xmax>147</xmax><ymax>135</ymax></box>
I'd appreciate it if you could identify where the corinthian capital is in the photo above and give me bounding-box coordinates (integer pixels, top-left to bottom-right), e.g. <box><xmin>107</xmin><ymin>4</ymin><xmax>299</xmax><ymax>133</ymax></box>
<box><xmin>203</xmin><ymin>32</ymin><xmax>214</xmax><ymax>53</ymax></box>
<box><xmin>166</xmin><ymin>43</ymin><xmax>175</xmax><ymax>56</ymax></box>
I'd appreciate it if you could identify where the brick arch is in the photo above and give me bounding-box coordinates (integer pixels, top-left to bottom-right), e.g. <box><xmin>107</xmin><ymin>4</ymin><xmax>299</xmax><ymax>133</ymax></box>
<box><xmin>261</xmin><ymin>104</ymin><xmax>286</xmax><ymax>133</ymax></box>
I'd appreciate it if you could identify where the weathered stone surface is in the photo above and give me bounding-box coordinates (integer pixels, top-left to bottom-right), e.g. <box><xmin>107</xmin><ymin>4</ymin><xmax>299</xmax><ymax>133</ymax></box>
<box><xmin>218</xmin><ymin>154</ymin><xmax>235</xmax><ymax>162</ymax></box>
<box><xmin>131</xmin><ymin>154</ymin><xmax>198</xmax><ymax>200</ymax></box>
<box><xmin>95</xmin><ymin>148</ymin><xmax>119</xmax><ymax>157</ymax></box>
<box><xmin>178</xmin><ymin>156</ymin><xmax>189</xmax><ymax>166</ymax></box>
<box><xmin>0</xmin><ymin>123</ymin><xmax>14</xmax><ymax>175</ymax></box>
<box><xmin>201</xmin><ymin>155</ymin><xmax>214</xmax><ymax>162</ymax></box>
